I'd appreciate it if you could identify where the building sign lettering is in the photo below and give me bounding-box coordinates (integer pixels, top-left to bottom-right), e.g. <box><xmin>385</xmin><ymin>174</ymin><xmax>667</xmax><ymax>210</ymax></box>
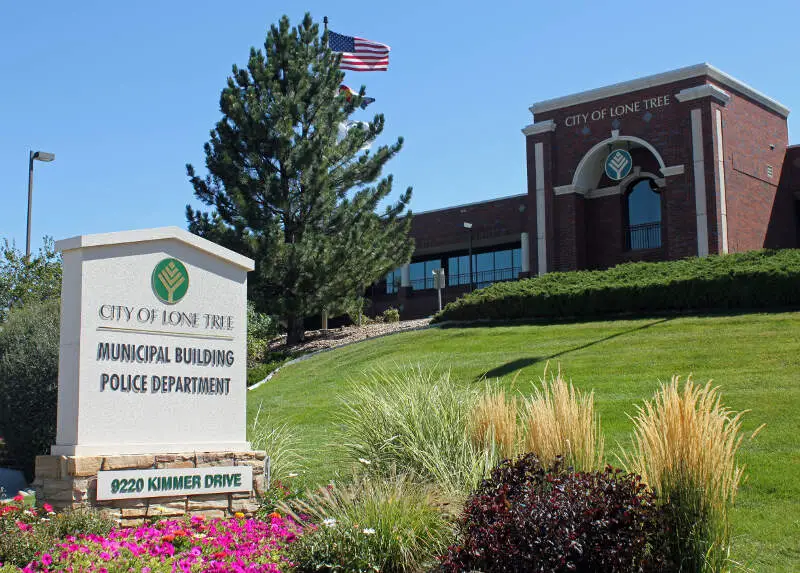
<box><xmin>564</xmin><ymin>94</ymin><xmax>671</xmax><ymax>127</ymax></box>
<box><xmin>97</xmin><ymin>466</ymin><xmax>253</xmax><ymax>500</ymax></box>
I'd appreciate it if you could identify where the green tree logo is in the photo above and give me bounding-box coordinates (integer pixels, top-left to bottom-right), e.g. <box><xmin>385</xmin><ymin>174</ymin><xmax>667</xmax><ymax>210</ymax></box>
<box><xmin>152</xmin><ymin>258</ymin><xmax>189</xmax><ymax>304</ymax></box>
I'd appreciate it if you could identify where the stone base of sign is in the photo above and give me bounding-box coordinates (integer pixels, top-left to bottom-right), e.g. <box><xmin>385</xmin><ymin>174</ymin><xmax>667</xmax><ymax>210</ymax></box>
<box><xmin>33</xmin><ymin>451</ymin><xmax>266</xmax><ymax>526</ymax></box>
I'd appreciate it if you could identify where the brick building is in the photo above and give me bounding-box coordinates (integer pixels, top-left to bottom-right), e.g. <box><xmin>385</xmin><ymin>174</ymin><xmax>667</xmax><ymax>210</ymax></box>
<box><xmin>370</xmin><ymin>64</ymin><xmax>800</xmax><ymax>319</ymax></box>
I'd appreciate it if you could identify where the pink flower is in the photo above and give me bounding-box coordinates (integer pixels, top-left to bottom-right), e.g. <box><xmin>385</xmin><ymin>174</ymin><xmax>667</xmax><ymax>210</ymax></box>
<box><xmin>16</xmin><ymin>521</ymin><xmax>31</xmax><ymax>532</ymax></box>
<box><xmin>41</xmin><ymin>553</ymin><xmax>53</xmax><ymax>567</ymax></box>
<box><xmin>43</xmin><ymin>503</ymin><xmax>54</xmax><ymax>514</ymax></box>
<box><xmin>13</xmin><ymin>494</ymin><xmax>24</xmax><ymax>502</ymax></box>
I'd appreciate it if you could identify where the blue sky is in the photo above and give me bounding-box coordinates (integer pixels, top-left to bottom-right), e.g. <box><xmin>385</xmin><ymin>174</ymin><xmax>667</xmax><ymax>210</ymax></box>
<box><xmin>2</xmin><ymin>0</ymin><xmax>798</xmax><ymax>252</ymax></box>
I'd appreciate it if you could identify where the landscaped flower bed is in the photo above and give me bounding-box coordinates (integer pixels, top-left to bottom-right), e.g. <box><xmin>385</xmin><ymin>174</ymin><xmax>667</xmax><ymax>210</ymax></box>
<box><xmin>0</xmin><ymin>496</ymin><xmax>304</xmax><ymax>572</ymax></box>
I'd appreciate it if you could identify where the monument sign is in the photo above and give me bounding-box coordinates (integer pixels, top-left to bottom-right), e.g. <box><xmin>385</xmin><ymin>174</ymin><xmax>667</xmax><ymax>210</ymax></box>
<box><xmin>34</xmin><ymin>227</ymin><xmax>266</xmax><ymax>522</ymax></box>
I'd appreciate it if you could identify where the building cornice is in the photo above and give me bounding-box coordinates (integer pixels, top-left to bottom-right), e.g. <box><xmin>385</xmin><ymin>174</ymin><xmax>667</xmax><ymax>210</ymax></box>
<box><xmin>529</xmin><ymin>63</ymin><xmax>789</xmax><ymax>118</ymax></box>
<box><xmin>675</xmin><ymin>84</ymin><xmax>731</xmax><ymax>105</ymax></box>
<box><xmin>522</xmin><ymin>119</ymin><xmax>556</xmax><ymax>136</ymax></box>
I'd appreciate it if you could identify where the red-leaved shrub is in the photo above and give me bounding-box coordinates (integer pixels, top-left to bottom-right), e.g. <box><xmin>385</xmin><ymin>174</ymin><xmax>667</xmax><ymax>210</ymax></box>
<box><xmin>440</xmin><ymin>453</ymin><xmax>665</xmax><ymax>572</ymax></box>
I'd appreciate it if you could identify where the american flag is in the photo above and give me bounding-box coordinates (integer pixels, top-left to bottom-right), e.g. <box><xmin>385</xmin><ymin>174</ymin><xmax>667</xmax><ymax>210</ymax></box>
<box><xmin>328</xmin><ymin>30</ymin><xmax>390</xmax><ymax>72</ymax></box>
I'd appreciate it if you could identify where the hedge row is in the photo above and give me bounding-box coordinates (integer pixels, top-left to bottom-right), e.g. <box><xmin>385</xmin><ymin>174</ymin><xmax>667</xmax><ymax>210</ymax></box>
<box><xmin>433</xmin><ymin>250</ymin><xmax>800</xmax><ymax>323</ymax></box>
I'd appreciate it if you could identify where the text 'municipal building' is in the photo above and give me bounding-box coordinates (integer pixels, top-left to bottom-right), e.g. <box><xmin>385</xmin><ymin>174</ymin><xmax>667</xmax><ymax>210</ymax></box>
<box><xmin>371</xmin><ymin>64</ymin><xmax>800</xmax><ymax>319</ymax></box>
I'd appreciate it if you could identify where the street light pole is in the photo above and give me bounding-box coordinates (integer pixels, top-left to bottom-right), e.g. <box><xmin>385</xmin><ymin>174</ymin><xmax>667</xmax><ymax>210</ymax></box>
<box><xmin>26</xmin><ymin>150</ymin><xmax>55</xmax><ymax>257</ymax></box>
<box><xmin>463</xmin><ymin>222</ymin><xmax>473</xmax><ymax>292</ymax></box>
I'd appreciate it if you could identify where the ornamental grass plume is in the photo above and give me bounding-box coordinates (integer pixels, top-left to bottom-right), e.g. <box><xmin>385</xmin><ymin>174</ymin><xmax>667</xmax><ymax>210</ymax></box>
<box><xmin>248</xmin><ymin>401</ymin><xmax>305</xmax><ymax>482</ymax></box>
<box><xmin>520</xmin><ymin>365</ymin><xmax>604</xmax><ymax>472</ymax></box>
<box><xmin>469</xmin><ymin>384</ymin><xmax>520</xmax><ymax>460</ymax></box>
<box><xmin>620</xmin><ymin>375</ymin><xmax>758</xmax><ymax>572</ymax></box>
<box><xmin>281</xmin><ymin>475</ymin><xmax>455</xmax><ymax>573</ymax></box>
<box><xmin>338</xmin><ymin>366</ymin><xmax>497</xmax><ymax>494</ymax></box>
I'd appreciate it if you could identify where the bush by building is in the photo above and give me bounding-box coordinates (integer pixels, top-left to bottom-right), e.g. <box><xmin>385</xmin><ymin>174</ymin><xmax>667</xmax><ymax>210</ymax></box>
<box><xmin>0</xmin><ymin>300</ymin><xmax>59</xmax><ymax>481</ymax></box>
<box><xmin>433</xmin><ymin>249</ymin><xmax>800</xmax><ymax>323</ymax></box>
<box><xmin>440</xmin><ymin>454</ymin><xmax>664</xmax><ymax>572</ymax></box>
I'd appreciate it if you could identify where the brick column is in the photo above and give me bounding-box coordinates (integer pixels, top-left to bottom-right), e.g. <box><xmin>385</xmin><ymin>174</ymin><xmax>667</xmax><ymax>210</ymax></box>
<box><xmin>523</xmin><ymin>119</ymin><xmax>556</xmax><ymax>275</ymax></box>
<box><xmin>677</xmin><ymin>84</ymin><xmax>732</xmax><ymax>257</ymax></box>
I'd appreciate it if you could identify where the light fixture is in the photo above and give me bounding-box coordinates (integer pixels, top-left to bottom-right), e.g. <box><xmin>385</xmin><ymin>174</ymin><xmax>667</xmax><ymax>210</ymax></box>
<box><xmin>463</xmin><ymin>222</ymin><xmax>473</xmax><ymax>229</ymax></box>
<box><xmin>27</xmin><ymin>150</ymin><xmax>56</xmax><ymax>257</ymax></box>
<box><xmin>33</xmin><ymin>151</ymin><xmax>55</xmax><ymax>162</ymax></box>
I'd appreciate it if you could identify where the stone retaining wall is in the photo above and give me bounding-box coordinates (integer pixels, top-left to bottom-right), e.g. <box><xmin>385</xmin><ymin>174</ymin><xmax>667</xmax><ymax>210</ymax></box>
<box><xmin>33</xmin><ymin>451</ymin><xmax>266</xmax><ymax>526</ymax></box>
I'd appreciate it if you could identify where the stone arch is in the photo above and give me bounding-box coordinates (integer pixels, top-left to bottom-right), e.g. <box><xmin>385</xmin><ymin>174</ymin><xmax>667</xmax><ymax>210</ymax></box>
<box><xmin>572</xmin><ymin>135</ymin><xmax>667</xmax><ymax>192</ymax></box>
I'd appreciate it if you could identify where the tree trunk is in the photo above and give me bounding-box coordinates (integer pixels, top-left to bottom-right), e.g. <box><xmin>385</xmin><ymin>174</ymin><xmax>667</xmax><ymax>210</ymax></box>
<box><xmin>286</xmin><ymin>314</ymin><xmax>305</xmax><ymax>346</ymax></box>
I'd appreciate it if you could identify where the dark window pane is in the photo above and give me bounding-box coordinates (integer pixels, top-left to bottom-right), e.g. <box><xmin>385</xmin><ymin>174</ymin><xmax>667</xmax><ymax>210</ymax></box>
<box><xmin>460</xmin><ymin>255</ymin><xmax>470</xmax><ymax>285</ymax></box>
<box><xmin>448</xmin><ymin>257</ymin><xmax>459</xmax><ymax>286</ymax></box>
<box><xmin>628</xmin><ymin>180</ymin><xmax>661</xmax><ymax>226</ymax></box>
<box><xmin>495</xmin><ymin>250</ymin><xmax>512</xmax><ymax>270</ymax></box>
<box><xmin>626</xmin><ymin>180</ymin><xmax>662</xmax><ymax>250</ymax></box>
<box><xmin>476</xmin><ymin>252</ymin><xmax>493</xmax><ymax>272</ymax></box>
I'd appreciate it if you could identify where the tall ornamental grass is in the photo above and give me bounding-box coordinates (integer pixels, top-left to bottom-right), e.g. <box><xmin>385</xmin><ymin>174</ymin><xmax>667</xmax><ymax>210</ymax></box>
<box><xmin>338</xmin><ymin>367</ymin><xmax>498</xmax><ymax>494</ymax></box>
<box><xmin>621</xmin><ymin>376</ymin><xmax>756</xmax><ymax>572</ymax></box>
<box><xmin>521</xmin><ymin>367</ymin><xmax>604</xmax><ymax>472</ymax></box>
<box><xmin>248</xmin><ymin>402</ymin><xmax>305</xmax><ymax>482</ymax></box>
<box><xmin>283</xmin><ymin>476</ymin><xmax>455</xmax><ymax>573</ymax></box>
<box><xmin>468</xmin><ymin>384</ymin><xmax>519</xmax><ymax>460</ymax></box>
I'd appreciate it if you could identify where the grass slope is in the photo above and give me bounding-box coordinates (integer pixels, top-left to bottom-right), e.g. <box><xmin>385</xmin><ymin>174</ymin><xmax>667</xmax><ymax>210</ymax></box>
<box><xmin>248</xmin><ymin>312</ymin><xmax>800</xmax><ymax>571</ymax></box>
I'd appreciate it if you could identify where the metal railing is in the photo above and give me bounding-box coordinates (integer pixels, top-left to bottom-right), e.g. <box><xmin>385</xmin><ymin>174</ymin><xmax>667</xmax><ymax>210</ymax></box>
<box><xmin>626</xmin><ymin>222</ymin><xmax>661</xmax><ymax>251</ymax></box>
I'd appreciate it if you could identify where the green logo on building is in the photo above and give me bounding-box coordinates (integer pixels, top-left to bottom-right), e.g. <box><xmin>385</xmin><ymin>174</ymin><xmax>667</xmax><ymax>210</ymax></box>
<box><xmin>152</xmin><ymin>258</ymin><xmax>189</xmax><ymax>304</ymax></box>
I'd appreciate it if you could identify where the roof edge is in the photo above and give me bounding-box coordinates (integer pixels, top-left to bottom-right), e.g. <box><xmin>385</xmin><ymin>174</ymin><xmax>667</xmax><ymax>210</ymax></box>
<box><xmin>55</xmin><ymin>226</ymin><xmax>255</xmax><ymax>271</ymax></box>
<box><xmin>412</xmin><ymin>193</ymin><xmax>528</xmax><ymax>217</ymax></box>
<box><xmin>529</xmin><ymin>63</ymin><xmax>789</xmax><ymax>118</ymax></box>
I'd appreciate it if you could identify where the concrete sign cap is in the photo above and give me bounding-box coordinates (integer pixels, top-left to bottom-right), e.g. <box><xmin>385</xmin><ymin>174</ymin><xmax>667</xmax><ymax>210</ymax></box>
<box><xmin>55</xmin><ymin>227</ymin><xmax>254</xmax><ymax>271</ymax></box>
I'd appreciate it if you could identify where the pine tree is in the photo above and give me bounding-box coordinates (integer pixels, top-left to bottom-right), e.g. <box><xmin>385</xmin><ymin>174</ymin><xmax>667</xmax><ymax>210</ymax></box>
<box><xmin>186</xmin><ymin>14</ymin><xmax>413</xmax><ymax>344</ymax></box>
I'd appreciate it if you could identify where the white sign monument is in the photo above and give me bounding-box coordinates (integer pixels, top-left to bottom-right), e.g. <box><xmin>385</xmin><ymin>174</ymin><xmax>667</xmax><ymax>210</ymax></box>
<box><xmin>36</xmin><ymin>227</ymin><xmax>263</xmax><ymax>518</ymax></box>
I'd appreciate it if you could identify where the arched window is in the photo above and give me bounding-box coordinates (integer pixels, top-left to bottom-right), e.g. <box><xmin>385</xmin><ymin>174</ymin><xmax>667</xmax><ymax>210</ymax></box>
<box><xmin>625</xmin><ymin>179</ymin><xmax>661</xmax><ymax>250</ymax></box>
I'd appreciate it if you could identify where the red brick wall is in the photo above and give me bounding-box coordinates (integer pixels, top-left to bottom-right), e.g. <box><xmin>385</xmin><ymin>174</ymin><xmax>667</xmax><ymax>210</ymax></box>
<box><xmin>410</xmin><ymin>195</ymin><xmax>529</xmax><ymax>254</ymax></box>
<box><xmin>716</xmin><ymin>86</ymin><xmax>790</xmax><ymax>251</ymax></box>
<box><xmin>768</xmin><ymin>146</ymin><xmax>800</xmax><ymax>247</ymax></box>
<box><xmin>525</xmin><ymin>75</ymin><xmax>792</xmax><ymax>269</ymax></box>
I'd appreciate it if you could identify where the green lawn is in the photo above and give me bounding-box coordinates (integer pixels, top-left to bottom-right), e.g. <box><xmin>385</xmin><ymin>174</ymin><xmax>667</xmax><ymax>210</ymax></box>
<box><xmin>247</xmin><ymin>312</ymin><xmax>800</xmax><ymax>571</ymax></box>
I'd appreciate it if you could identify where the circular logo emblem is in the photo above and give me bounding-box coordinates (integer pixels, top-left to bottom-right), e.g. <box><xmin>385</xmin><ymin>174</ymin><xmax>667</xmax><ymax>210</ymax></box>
<box><xmin>152</xmin><ymin>258</ymin><xmax>189</xmax><ymax>304</ymax></box>
<box><xmin>604</xmin><ymin>149</ymin><xmax>633</xmax><ymax>181</ymax></box>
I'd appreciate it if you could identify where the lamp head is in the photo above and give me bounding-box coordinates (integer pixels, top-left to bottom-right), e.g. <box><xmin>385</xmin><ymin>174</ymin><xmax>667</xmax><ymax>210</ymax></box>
<box><xmin>33</xmin><ymin>151</ymin><xmax>55</xmax><ymax>162</ymax></box>
<box><xmin>463</xmin><ymin>222</ymin><xmax>473</xmax><ymax>229</ymax></box>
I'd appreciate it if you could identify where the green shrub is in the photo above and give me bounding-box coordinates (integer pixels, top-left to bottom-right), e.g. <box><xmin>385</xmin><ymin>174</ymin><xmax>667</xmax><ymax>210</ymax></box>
<box><xmin>0</xmin><ymin>300</ymin><xmax>59</xmax><ymax>480</ymax></box>
<box><xmin>382</xmin><ymin>307</ymin><xmax>400</xmax><ymax>323</ymax></box>
<box><xmin>284</xmin><ymin>476</ymin><xmax>455</xmax><ymax>573</ymax></box>
<box><xmin>247</xmin><ymin>301</ymin><xmax>278</xmax><ymax>366</ymax></box>
<box><xmin>247</xmin><ymin>351</ymin><xmax>292</xmax><ymax>386</ymax></box>
<box><xmin>338</xmin><ymin>367</ymin><xmax>498</xmax><ymax>494</ymax></box>
<box><xmin>434</xmin><ymin>249</ymin><xmax>800</xmax><ymax>323</ymax></box>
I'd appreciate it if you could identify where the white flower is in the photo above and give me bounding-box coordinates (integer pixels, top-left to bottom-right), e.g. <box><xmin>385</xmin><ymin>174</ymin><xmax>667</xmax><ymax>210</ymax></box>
<box><xmin>287</xmin><ymin>472</ymin><xmax>298</xmax><ymax>478</ymax></box>
<box><xmin>322</xmin><ymin>518</ymin><xmax>337</xmax><ymax>528</ymax></box>
<box><xmin>358</xmin><ymin>458</ymin><xmax>371</xmax><ymax>465</ymax></box>
<box><xmin>362</xmin><ymin>528</ymin><xmax>376</xmax><ymax>535</ymax></box>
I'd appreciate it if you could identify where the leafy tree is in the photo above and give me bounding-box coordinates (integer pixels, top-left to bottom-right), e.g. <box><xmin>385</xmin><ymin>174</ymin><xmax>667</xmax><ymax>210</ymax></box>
<box><xmin>0</xmin><ymin>300</ymin><xmax>59</xmax><ymax>481</ymax></box>
<box><xmin>0</xmin><ymin>237</ymin><xmax>62</xmax><ymax>324</ymax></box>
<box><xmin>186</xmin><ymin>13</ymin><xmax>413</xmax><ymax>344</ymax></box>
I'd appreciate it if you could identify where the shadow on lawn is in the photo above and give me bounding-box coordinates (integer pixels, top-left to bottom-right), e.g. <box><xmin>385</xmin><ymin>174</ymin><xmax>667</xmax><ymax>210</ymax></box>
<box><xmin>478</xmin><ymin>317</ymin><xmax>672</xmax><ymax>380</ymax></box>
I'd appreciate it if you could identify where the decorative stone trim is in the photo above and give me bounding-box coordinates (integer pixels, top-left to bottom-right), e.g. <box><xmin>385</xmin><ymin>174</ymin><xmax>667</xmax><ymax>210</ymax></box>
<box><xmin>530</xmin><ymin>63</ymin><xmax>788</xmax><ymax>118</ymax></box>
<box><xmin>554</xmin><ymin>184</ymin><xmax>581</xmax><ymax>196</ymax></box>
<box><xmin>675</xmin><ymin>84</ymin><xmax>731</xmax><ymax>106</ymax></box>
<box><xmin>660</xmin><ymin>165</ymin><xmax>685</xmax><ymax>177</ymax></box>
<box><xmin>522</xmin><ymin>120</ymin><xmax>556</xmax><ymax>136</ymax></box>
<box><xmin>33</xmin><ymin>451</ymin><xmax>266</xmax><ymax>526</ymax></box>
